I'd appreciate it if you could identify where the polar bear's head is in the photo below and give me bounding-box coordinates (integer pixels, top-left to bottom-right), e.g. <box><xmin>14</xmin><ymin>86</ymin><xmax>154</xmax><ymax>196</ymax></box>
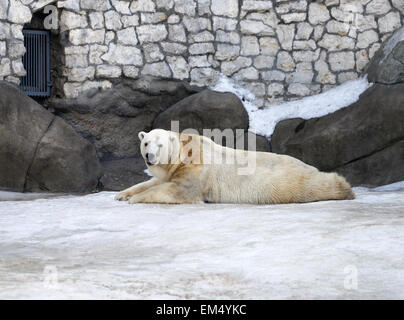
<box><xmin>138</xmin><ymin>129</ymin><xmax>179</xmax><ymax>167</ymax></box>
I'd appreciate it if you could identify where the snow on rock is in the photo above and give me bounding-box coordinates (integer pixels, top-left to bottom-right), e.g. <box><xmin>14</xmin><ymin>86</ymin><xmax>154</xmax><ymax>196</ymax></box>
<box><xmin>1</xmin><ymin>186</ymin><xmax>404</xmax><ymax>299</ymax></box>
<box><xmin>211</xmin><ymin>75</ymin><xmax>372</xmax><ymax>139</ymax></box>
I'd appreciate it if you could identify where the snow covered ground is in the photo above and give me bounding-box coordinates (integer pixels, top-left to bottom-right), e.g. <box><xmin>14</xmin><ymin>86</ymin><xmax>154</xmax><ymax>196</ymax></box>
<box><xmin>1</xmin><ymin>185</ymin><xmax>404</xmax><ymax>299</ymax></box>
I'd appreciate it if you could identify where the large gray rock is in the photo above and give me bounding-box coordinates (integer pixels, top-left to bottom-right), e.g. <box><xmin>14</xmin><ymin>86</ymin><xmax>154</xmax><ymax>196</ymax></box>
<box><xmin>0</xmin><ymin>82</ymin><xmax>53</xmax><ymax>191</ymax></box>
<box><xmin>153</xmin><ymin>89</ymin><xmax>249</xmax><ymax>133</ymax></box>
<box><xmin>236</xmin><ymin>131</ymin><xmax>271</xmax><ymax>153</ymax></box>
<box><xmin>366</xmin><ymin>27</ymin><xmax>404</xmax><ymax>84</ymax></box>
<box><xmin>154</xmin><ymin>89</ymin><xmax>268</xmax><ymax>152</ymax></box>
<box><xmin>337</xmin><ymin>140</ymin><xmax>404</xmax><ymax>187</ymax></box>
<box><xmin>0</xmin><ymin>81</ymin><xmax>101</xmax><ymax>193</ymax></box>
<box><xmin>99</xmin><ymin>157</ymin><xmax>148</xmax><ymax>191</ymax></box>
<box><xmin>271</xmin><ymin>83</ymin><xmax>404</xmax><ymax>187</ymax></box>
<box><xmin>153</xmin><ymin>89</ymin><xmax>265</xmax><ymax>151</ymax></box>
<box><xmin>25</xmin><ymin>117</ymin><xmax>102</xmax><ymax>192</ymax></box>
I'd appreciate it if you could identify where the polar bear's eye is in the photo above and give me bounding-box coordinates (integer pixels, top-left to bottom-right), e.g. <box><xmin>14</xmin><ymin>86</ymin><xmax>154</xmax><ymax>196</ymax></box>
<box><xmin>144</xmin><ymin>142</ymin><xmax>148</xmax><ymax>147</ymax></box>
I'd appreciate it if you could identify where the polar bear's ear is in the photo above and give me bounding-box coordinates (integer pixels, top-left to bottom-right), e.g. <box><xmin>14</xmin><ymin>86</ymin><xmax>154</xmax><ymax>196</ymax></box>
<box><xmin>138</xmin><ymin>131</ymin><xmax>146</xmax><ymax>141</ymax></box>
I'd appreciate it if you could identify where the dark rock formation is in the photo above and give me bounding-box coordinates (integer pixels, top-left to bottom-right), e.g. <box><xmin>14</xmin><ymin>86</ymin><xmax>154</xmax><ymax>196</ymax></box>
<box><xmin>236</xmin><ymin>131</ymin><xmax>271</xmax><ymax>153</ymax></box>
<box><xmin>271</xmin><ymin>83</ymin><xmax>404</xmax><ymax>187</ymax></box>
<box><xmin>153</xmin><ymin>89</ymin><xmax>249</xmax><ymax>133</ymax></box>
<box><xmin>0</xmin><ymin>81</ymin><xmax>101</xmax><ymax>193</ymax></box>
<box><xmin>99</xmin><ymin>157</ymin><xmax>149</xmax><ymax>191</ymax></box>
<box><xmin>366</xmin><ymin>27</ymin><xmax>404</xmax><ymax>84</ymax></box>
<box><xmin>152</xmin><ymin>89</ymin><xmax>268</xmax><ymax>151</ymax></box>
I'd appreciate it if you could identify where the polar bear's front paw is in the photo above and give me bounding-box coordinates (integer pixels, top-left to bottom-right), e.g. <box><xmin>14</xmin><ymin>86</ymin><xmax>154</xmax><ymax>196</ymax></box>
<box><xmin>115</xmin><ymin>191</ymin><xmax>132</xmax><ymax>201</ymax></box>
<box><xmin>128</xmin><ymin>195</ymin><xmax>142</xmax><ymax>204</ymax></box>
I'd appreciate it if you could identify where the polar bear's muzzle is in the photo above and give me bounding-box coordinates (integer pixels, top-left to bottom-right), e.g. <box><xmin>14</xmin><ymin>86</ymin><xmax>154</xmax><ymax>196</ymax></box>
<box><xmin>145</xmin><ymin>152</ymin><xmax>157</xmax><ymax>166</ymax></box>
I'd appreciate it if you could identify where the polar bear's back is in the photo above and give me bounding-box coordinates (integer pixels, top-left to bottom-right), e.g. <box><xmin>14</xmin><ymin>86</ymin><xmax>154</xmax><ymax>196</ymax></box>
<box><xmin>203</xmin><ymin>149</ymin><xmax>354</xmax><ymax>204</ymax></box>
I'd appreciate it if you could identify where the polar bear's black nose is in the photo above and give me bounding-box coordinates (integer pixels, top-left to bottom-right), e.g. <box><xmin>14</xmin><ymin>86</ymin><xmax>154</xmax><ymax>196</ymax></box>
<box><xmin>146</xmin><ymin>153</ymin><xmax>155</xmax><ymax>162</ymax></box>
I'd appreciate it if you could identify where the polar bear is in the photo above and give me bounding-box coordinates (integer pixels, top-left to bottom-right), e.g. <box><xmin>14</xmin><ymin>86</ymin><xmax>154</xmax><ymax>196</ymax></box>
<box><xmin>115</xmin><ymin>129</ymin><xmax>355</xmax><ymax>204</ymax></box>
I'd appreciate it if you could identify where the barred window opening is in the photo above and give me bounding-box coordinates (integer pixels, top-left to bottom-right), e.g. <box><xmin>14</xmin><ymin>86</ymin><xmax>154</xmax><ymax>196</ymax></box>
<box><xmin>20</xmin><ymin>30</ymin><xmax>51</xmax><ymax>97</ymax></box>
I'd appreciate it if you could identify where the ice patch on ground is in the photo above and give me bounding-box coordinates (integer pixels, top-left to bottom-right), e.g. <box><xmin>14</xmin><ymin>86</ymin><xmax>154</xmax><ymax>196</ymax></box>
<box><xmin>0</xmin><ymin>191</ymin><xmax>62</xmax><ymax>202</ymax></box>
<box><xmin>352</xmin><ymin>180</ymin><xmax>404</xmax><ymax>194</ymax></box>
<box><xmin>211</xmin><ymin>75</ymin><xmax>372</xmax><ymax>139</ymax></box>
<box><xmin>1</xmin><ymin>184</ymin><xmax>404</xmax><ymax>299</ymax></box>
<box><xmin>372</xmin><ymin>181</ymin><xmax>404</xmax><ymax>192</ymax></box>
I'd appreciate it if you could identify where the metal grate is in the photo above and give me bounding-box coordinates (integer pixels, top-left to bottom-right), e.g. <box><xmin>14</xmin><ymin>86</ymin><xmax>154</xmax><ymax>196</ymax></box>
<box><xmin>20</xmin><ymin>30</ymin><xmax>51</xmax><ymax>97</ymax></box>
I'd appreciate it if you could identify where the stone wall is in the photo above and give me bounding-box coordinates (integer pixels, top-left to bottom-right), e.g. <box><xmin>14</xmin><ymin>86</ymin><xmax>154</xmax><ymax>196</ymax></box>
<box><xmin>1</xmin><ymin>0</ymin><xmax>404</xmax><ymax>106</ymax></box>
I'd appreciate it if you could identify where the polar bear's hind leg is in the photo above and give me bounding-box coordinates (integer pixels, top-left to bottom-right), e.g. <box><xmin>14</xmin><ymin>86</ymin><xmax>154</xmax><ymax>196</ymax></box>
<box><xmin>301</xmin><ymin>172</ymin><xmax>355</xmax><ymax>202</ymax></box>
<box><xmin>334</xmin><ymin>173</ymin><xmax>355</xmax><ymax>200</ymax></box>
